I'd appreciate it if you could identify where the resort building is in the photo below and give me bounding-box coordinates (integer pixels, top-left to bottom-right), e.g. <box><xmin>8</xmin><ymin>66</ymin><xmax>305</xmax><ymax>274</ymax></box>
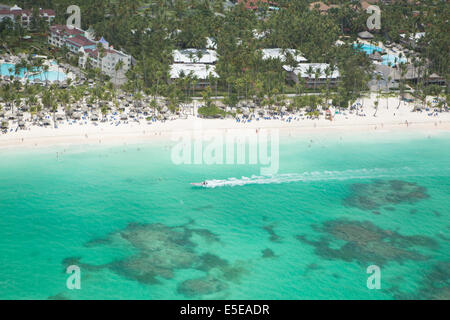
<box><xmin>48</xmin><ymin>25</ymin><xmax>132</xmax><ymax>83</ymax></box>
<box><xmin>79</xmin><ymin>44</ymin><xmax>132</xmax><ymax>78</ymax></box>
<box><xmin>66</xmin><ymin>35</ymin><xmax>97</xmax><ymax>54</ymax></box>
<box><xmin>169</xmin><ymin>64</ymin><xmax>218</xmax><ymax>89</ymax></box>
<box><xmin>0</xmin><ymin>4</ymin><xmax>55</xmax><ymax>28</ymax></box>
<box><xmin>373</xmin><ymin>63</ymin><xmax>446</xmax><ymax>88</ymax></box>
<box><xmin>170</xmin><ymin>49</ymin><xmax>219</xmax><ymax>88</ymax></box>
<box><xmin>283</xmin><ymin>63</ymin><xmax>340</xmax><ymax>88</ymax></box>
<box><xmin>260</xmin><ymin>48</ymin><xmax>307</xmax><ymax>63</ymax></box>
<box><xmin>399</xmin><ymin>32</ymin><xmax>426</xmax><ymax>48</ymax></box>
<box><xmin>48</xmin><ymin>25</ymin><xmax>86</xmax><ymax>49</ymax></box>
<box><xmin>172</xmin><ymin>49</ymin><xmax>218</xmax><ymax>64</ymax></box>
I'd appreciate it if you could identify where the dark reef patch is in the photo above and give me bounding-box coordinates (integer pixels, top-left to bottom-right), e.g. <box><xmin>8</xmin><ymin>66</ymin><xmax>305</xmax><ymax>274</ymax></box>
<box><xmin>297</xmin><ymin>219</ymin><xmax>438</xmax><ymax>266</ymax></box>
<box><xmin>432</xmin><ymin>210</ymin><xmax>441</xmax><ymax>217</ymax></box>
<box><xmin>69</xmin><ymin>222</ymin><xmax>244</xmax><ymax>297</ymax></box>
<box><xmin>304</xmin><ymin>263</ymin><xmax>322</xmax><ymax>276</ymax></box>
<box><xmin>62</xmin><ymin>257</ymin><xmax>81</xmax><ymax>268</ymax></box>
<box><xmin>84</xmin><ymin>237</ymin><xmax>113</xmax><ymax>247</ymax></box>
<box><xmin>177</xmin><ymin>276</ymin><xmax>228</xmax><ymax>297</ymax></box>
<box><xmin>197</xmin><ymin>253</ymin><xmax>229</xmax><ymax>271</ymax></box>
<box><xmin>392</xmin><ymin>262</ymin><xmax>450</xmax><ymax>300</ymax></box>
<box><xmin>189</xmin><ymin>228</ymin><xmax>221</xmax><ymax>243</ymax></box>
<box><xmin>262</xmin><ymin>248</ymin><xmax>276</xmax><ymax>258</ymax></box>
<box><xmin>48</xmin><ymin>293</ymin><xmax>70</xmax><ymax>300</ymax></box>
<box><xmin>263</xmin><ymin>224</ymin><xmax>281</xmax><ymax>242</ymax></box>
<box><xmin>343</xmin><ymin>180</ymin><xmax>429</xmax><ymax>210</ymax></box>
<box><xmin>61</xmin><ymin>256</ymin><xmax>103</xmax><ymax>272</ymax></box>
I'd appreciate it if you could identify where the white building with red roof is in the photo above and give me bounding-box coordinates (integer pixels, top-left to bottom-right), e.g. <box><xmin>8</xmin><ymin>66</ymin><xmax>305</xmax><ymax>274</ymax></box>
<box><xmin>48</xmin><ymin>25</ymin><xmax>132</xmax><ymax>81</ymax></box>
<box><xmin>0</xmin><ymin>4</ymin><xmax>55</xmax><ymax>28</ymax></box>
<box><xmin>48</xmin><ymin>25</ymin><xmax>85</xmax><ymax>48</ymax></box>
<box><xmin>66</xmin><ymin>34</ymin><xmax>97</xmax><ymax>53</ymax></box>
<box><xmin>79</xmin><ymin>45</ymin><xmax>132</xmax><ymax>78</ymax></box>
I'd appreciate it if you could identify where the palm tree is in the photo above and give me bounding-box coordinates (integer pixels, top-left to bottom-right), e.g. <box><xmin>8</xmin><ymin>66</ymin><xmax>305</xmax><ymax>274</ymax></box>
<box><xmin>114</xmin><ymin>60</ymin><xmax>124</xmax><ymax>86</ymax></box>
<box><xmin>96</xmin><ymin>42</ymin><xmax>106</xmax><ymax>83</ymax></box>
<box><xmin>314</xmin><ymin>69</ymin><xmax>320</xmax><ymax>92</ymax></box>
<box><xmin>375</xmin><ymin>73</ymin><xmax>382</xmax><ymax>111</ymax></box>
<box><xmin>386</xmin><ymin>76</ymin><xmax>392</xmax><ymax>109</ymax></box>
<box><xmin>43</xmin><ymin>65</ymin><xmax>49</xmax><ymax>86</ymax></box>
<box><xmin>306</xmin><ymin>66</ymin><xmax>314</xmax><ymax>90</ymax></box>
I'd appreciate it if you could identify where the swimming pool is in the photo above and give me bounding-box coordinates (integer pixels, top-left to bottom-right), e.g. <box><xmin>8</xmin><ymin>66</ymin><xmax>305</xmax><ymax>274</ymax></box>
<box><xmin>353</xmin><ymin>43</ymin><xmax>384</xmax><ymax>55</ymax></box>
<box><xmin>0</xmin><ymin>63</ymin><xmax>66</xmax><ymax>82</ymax></box>
<box><xmin>382</xmin><ymin>54</ymin><xmax>407</xmax><ymax>66</ymax></box>
<box><xmin>353</xmin><ymin>43</ymin><xmax>406</xmax><ymax>66</ymax></box>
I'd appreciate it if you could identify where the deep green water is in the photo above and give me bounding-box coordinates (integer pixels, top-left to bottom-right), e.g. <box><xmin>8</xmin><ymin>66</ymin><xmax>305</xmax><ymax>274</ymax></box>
<box><xmin>0</xmin><ymin>131</ymin><xmax>449</xmax><ymax>300</ymax></box>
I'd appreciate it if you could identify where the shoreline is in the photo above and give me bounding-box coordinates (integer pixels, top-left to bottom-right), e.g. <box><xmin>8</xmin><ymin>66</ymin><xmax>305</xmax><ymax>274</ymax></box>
<box><xmin>1</xmin><ymin>117</ymin><xmax>449</xmax><ymax>151</ymax></box>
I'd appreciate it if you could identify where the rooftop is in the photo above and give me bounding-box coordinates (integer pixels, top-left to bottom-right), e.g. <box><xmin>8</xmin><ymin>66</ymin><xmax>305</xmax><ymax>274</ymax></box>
<box><xmin>283</xmin><ymin>63</ymin><xmax>340</xmax><ymax>79</ymax></box>
<box><xmin>170</xmin><ymin>64</ymin><xmax>218</xmax><ymax>80</ymax></box>
<box><xmin>400</xmin><ymin>32</ymin><xmax>426</xmax><ymax>41</ymax></box>
<box><xmin>50</xmin><ymin>25</ymin><xmax>84</xmax><ymax>36</ymax></box>
<box><xmin>261</xmin><ymin>48</ymin><xmax>307</xmax><ymax>63</ymax></box>
<box><xmin>173</xmin><ymin>49</ymin><xmax>218</xmax><ymax>64</ymax></box>
<box><xmin>0</xmin><ymin>6</ymin><xmax>55</xmax><ymax>16</ymax></box>
<box><xmin>358</xmin><ymin>31</ymin><xmax>374</xmax><ymax>39</ymax></box>
<box><xmin>66</xmin><ymin>35</ymin><xmax>96</xmax><ymax>47</ymax></box>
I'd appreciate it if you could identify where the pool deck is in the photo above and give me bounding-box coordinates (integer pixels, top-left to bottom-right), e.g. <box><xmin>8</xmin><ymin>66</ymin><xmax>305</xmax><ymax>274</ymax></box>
<box><xmin>0</xmin><ymin>57</ymin><xmax>73</xmax><ymax>82</ymax></box>
<box><xmin>354</xmin><ymin>39</ymin><xmax>409</xmax><ymax>66</ymax></box>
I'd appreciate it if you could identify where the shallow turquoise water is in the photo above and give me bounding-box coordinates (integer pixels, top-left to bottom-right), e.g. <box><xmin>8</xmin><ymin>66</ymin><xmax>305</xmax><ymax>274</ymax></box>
<box><xmin>0</xmin><ymin>131</ymin><xmax>449</xmax><ymax>299</ymax></box>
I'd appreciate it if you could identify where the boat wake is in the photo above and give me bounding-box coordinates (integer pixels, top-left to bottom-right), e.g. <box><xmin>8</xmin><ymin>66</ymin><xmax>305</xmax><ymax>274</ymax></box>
<box><xmin>200</xmin><ymin>167</ymin><xmax>429</xmax><ymax>188</ymax></box>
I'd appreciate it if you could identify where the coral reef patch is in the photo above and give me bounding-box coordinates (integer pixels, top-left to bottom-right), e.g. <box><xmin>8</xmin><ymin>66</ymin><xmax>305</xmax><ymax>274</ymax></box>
<box><xmin>344</xmin><ymin>180</ymin><xmax>429</xmax><ymax>210</ymax></box>
<box><xmin>63</xmin><ymin>222</ymin><xmax>245</xmax><ymax>298</ymax></box>
<box><xmin>297</xmin><ymin>219</ymin><xmax>438</xmax><ymax>266</ymax></box>
<box><xmin>391</xmin><ymin>262</ymin><xmax>450</xmax><ymax>300</ymax></box>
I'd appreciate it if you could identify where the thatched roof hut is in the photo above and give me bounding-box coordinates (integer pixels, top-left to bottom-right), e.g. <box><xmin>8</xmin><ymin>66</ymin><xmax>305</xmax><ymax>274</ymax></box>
<box><xmin>358</xmin><ymin>31</ymin><xmax>374</xmax><ymax>39</ymax></box>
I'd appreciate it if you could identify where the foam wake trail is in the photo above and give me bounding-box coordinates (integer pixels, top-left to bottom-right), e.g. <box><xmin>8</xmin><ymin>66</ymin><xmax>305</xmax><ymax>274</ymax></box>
<box><xmin>202</xmin><ymin>167</ymin><xmax>434</xmax><ymax>188</ymax></box>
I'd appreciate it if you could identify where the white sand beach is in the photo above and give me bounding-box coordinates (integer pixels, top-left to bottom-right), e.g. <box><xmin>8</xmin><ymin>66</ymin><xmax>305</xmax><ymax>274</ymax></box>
<box><xmin>1</xmin><ymin>95</ymin><xmax>449</xmax><ymax>150</ymax></box>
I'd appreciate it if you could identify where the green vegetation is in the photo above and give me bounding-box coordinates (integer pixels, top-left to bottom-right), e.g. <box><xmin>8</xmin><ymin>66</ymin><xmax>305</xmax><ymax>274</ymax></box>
<box><xmin>0</xmin><ymin>0</ymin><xmax>448</xmax><ymax>112</ymax></box>
<box><xmin>198</xmin><ymin>105</ymin><xmax>226</xmax><ymax>118</ymax></box>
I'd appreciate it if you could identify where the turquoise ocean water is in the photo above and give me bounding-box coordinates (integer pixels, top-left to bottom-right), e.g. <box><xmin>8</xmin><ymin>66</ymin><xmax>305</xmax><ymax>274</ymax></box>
<box><xmin>0</xmin><ymin>131</ymin><xmax>449</xmax><ymax>299</ymax></box>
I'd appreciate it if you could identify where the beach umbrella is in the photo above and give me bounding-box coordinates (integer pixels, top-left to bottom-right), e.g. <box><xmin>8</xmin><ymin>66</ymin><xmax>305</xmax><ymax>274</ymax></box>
<box><xmin>72</xmin><ymin>112</ymin><xmax>81</xmax><ymax>120</ymax></box>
